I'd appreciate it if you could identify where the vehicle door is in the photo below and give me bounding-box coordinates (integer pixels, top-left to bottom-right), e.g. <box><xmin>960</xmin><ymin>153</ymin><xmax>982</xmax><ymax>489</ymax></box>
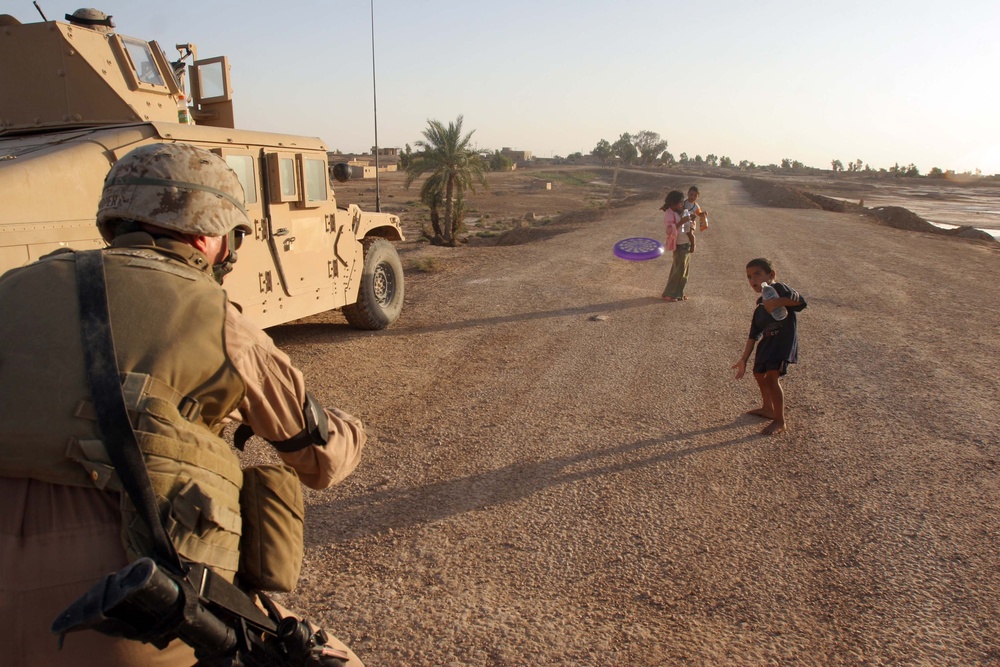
<box><xmin>261</xmin><ymin>150</ymin><xmax>340</xmax><ymax>297</ymax></box>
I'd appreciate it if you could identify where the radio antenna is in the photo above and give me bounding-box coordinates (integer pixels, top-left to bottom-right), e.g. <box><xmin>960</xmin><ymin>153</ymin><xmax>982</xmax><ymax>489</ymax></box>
<box><xmin>371</xmin><ymin>0</ymin><xmax>381</xmax><ymax>212</ymax></box>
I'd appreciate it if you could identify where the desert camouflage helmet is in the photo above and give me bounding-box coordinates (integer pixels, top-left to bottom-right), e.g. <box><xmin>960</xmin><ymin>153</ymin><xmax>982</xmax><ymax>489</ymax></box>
<box><xmin>97</xmin><ymin>143</ymin><xmax>252</xmax><ymax>241</ymax></box>
<box><xmin>65</xmin><ymin>8</ymin><xmax>115</xmax><ymax>33</ymax></box>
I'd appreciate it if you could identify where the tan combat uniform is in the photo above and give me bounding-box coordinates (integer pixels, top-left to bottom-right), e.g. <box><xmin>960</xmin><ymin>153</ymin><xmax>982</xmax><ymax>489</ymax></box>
<box><xmin>0</xmin><ymin>236</ymin><xmax>366</xmax><ymax>666</ymax></box>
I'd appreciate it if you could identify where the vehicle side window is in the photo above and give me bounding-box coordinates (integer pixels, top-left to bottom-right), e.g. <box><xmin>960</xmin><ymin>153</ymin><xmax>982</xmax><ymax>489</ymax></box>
<box><xmin>225</xmin><ymin>155</ymin><xmax>258</xmax><ymax>205</ymax></box>
<box><xmin>304</xmin><ymin>158</ymin><xmax>328</xmax><ymax>202</ymax></box>
<box><xmin>279</xmin><ymin>158</ymin><xmax>297</xmax><ymax>198</ymax></box>
<box><xmin>265</xmin><ymin>152</ymin><xmax>298</xmax><ymax>203</ymax></box>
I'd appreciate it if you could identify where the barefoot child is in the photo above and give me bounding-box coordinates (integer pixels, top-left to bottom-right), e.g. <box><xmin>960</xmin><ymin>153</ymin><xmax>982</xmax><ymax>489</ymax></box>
<box><xmin>731</xmin><ymin>258</ymin><xmax>807</xmax><ymax>435</ymax></box>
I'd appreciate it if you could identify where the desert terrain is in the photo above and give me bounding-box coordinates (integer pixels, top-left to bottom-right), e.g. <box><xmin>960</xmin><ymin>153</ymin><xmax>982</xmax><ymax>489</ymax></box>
<box><xmin>242</xmin><ymin>168</ymin><xmax>999</xmax><ymax>665</ymax></box>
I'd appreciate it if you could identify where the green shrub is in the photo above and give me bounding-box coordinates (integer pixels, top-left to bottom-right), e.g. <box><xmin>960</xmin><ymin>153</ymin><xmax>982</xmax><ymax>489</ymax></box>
<box><xmin>411</xmin><ymin>258</ymin><xmax>442</xmax><ymax>272</ymax></box>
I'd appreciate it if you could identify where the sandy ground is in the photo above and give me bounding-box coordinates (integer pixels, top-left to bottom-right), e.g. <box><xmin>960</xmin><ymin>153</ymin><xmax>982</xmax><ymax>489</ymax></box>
<box><xmin>242</xmin><ymin>171</ymin><xmax>1000</xmax><ymax>666</ymax></box>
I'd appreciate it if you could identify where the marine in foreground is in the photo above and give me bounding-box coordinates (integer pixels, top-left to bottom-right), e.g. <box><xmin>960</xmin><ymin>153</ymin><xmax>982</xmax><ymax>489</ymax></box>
<box><xmin>0</xmin><ymin>143</ymin><xmax>366</xmax><ymax>665</ymax></box>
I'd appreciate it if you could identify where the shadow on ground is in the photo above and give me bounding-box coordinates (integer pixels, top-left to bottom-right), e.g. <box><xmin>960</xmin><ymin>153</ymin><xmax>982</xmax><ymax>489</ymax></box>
<box><xmin>270</xmin><ymin>297</ymin><xmax>661</xmax><ymax>344</ymax></box>
<box><xmin>306</xmin><ymin>419</ymin><xmax>760</xmax><ymax>545</ymax></box>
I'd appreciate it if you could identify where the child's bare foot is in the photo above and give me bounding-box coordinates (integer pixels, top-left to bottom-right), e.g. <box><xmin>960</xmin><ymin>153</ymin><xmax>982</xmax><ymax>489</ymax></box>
<box><xmin>746</xmin><ymin>408</ymin><xmax>773</xmax><ymax>419</ymax></box>
<box><xmin>761</xmin><ymin>420</ymin><xmax>786</xmax><ymax>436</ymax></box>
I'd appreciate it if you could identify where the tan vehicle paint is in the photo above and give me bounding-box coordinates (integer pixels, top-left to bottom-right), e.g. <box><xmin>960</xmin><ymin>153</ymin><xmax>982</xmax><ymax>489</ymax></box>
<box><xmin>0</xmin><ymin>11</ymin><xmax>404</xmax><ymax>330</ymax></box>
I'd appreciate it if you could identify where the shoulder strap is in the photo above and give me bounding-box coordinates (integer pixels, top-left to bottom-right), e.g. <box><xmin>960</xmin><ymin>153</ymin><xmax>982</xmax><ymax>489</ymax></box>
<box><xmin>74</xmin><ymin>250</ymin><xmax>185</xmax><ymax>575</ymax></box>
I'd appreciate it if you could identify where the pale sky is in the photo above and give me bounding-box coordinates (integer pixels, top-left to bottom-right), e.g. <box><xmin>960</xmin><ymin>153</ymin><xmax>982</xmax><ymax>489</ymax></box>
<box><xmin>20</xmin><ymin>1</ymin><xmax>1000</xmax><ymax>174</ymax></box>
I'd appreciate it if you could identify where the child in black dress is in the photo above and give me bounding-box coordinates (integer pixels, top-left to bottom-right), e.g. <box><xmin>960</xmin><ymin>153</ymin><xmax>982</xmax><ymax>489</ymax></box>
<box><xmin>732</xmin><ymin>258</ymin><xmax>807</xmax><ymax>435</ymax></box>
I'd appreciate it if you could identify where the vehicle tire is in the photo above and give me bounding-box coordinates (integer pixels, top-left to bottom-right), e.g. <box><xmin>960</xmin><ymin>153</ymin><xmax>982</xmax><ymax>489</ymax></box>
<box><xmin>342</xmin><ymin>237</ymin><xmax>404</xmax><ymax>330</ymax></box>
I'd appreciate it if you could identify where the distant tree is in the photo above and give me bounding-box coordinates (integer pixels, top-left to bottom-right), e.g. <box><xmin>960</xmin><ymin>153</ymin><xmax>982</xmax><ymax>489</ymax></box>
<box><xmin>398</xmin><ymin>143</ymin><xmax>413</xmax><ymax>170</ymax></box>
<box><xmin>831</xmin><ymin>159</ymin><xmax>844</xmax><ymax>172</ymax></box>
<box><xmin>781</xmin><ymin>158</ymin><xmax>792</xmax><ymax>170</ymax></box>
<box><xmin>568</xmin><ymin>151</ymin><xmax>583</xmax><ymax>161</ymax></box>
<box><xmin>904</xmin><ymin>163</ymin><xmax>920</xmax><ymax>177</ymax></box>
<box><xmin>693</xmin><ymin>155</ymin><xmax>704</xmax><ymax>164</ymax></box>
<box><xmin>487</xmin><ymin>150</ymin><xmax>513</xmax><ymax>172</ymax></box>
<box><xmin>720</xmin><ymin>156</ymin><xmax>733</xmax><ymax>167</ymax></box>
<box><xmin>591</xmin><ymin>139</ymin><xmax>613</xmax><ymax>164</ymax></box>
<box><xmin>633</xmin><ymin>130</ymin><xmax>668</xmax><ymax>165</ymax></box>
<box><xmin>705</xmin><ymin>154</ymin><xmax>718</xmax><ymax>167</ymax></box>
<box><xmin>611</xmin><ymin>133</ymin><xmax>638</xmax><ymax>164</ymax></box>
<box><xmin>661</xmin><ymin>150</ymin><xmax>675</xmax><ymax>165</ymax></box>
<box><xmin>739</xmin><ymin>159</ymin><xmax>751</xmax><ymax>170</ymax></box>
<box><xmin>679</xmin><ymin>152</ymin><xmax>689</xmax><ymax>163</ymax></box>
<box><xmin>928</xmin><ymin>167</ymin><xmax>944</xmax><ymax>177</ymax></box>
<box><xmin>452</xmin><ymin>189</ymin><xmax>468</xmax><ymax>236</ymax></box>
<box><xmin>419</xmin><ymin>172</ymin><xmax>445</xmax><ymax>241</ymax></box>
<box><xmin>404</xmin><ymin>115</ymin><xmax>487</xmax><ymax>247</ymax></box>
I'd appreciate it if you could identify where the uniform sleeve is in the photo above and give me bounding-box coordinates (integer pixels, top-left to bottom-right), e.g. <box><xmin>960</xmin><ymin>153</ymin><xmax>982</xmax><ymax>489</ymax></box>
<box><xmin>776</xmin><ymin>282</ymin><xmax>807</xmax><ymax>312</ymax></box>
<box><xmin>224</xmin><ymin>304</ymin><xmax>365</xmax><ymax>490</ymax></box>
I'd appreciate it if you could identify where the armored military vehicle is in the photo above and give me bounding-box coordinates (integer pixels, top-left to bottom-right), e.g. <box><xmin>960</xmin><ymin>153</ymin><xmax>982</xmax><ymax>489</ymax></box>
<box><xmin>0</xmin><ymin>8</ymin><xmax>404</xmax><ymax>329</ymax></box>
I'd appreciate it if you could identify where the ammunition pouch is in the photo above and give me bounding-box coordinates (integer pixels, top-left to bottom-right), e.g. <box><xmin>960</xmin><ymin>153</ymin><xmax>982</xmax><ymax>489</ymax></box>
<box><xmin>239</xmin><ymin>464</ymin><xmax>305</xmax><ymax>592</ymax></box>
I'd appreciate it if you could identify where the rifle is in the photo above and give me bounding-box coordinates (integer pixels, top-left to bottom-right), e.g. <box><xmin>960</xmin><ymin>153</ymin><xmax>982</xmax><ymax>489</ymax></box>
<box><xmin>52</xmin><ymin>557</ymin><xmax>347</xmax><ymax>666</ymax></box>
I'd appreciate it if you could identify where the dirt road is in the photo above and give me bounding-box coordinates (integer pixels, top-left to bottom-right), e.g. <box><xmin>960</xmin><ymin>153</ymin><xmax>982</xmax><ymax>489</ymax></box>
<box><xmin>254</xmin><ymin>176</ymin><xmax>1000</xmax><ymax>665</ymax></box>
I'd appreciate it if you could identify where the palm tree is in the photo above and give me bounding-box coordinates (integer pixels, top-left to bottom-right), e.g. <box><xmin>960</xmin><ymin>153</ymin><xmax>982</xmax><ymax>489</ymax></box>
<box><xmin>404</xmin><ymin>116</ymin><xmax>487</xmax><ymax>246</ymax></box>
<box><xmin>419</xmin><ymin>172</ymin><xmax>445</xmax><ymax>242</ymax></box>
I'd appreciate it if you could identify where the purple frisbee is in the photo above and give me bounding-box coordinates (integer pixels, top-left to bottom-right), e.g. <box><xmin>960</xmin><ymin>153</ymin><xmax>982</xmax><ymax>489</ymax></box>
<box><xmin>613</xmin><ymin>237</ymin><xmax>665</xmax><ymax>261</ymax></box>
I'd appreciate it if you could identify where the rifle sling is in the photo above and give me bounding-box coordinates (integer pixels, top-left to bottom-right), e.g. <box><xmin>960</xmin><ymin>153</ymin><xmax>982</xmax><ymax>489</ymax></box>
<box><xmin>75</xmin><ymin>250</ymin><xmax>276</xmax><ymax>632</ymax></box>
<box><xmin>75</xmin><ymin>250</ymin><xmax>184</xmax><ymax>574</ymax></box>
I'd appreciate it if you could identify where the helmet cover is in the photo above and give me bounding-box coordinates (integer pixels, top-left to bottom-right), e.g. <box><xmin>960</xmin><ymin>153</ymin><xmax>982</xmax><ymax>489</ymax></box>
<box><xmin>66</xmin><ymin>8</ymin><xmax>115</xmax><ymax>33</ymax></box>
<box><xmin>97</xmin><ymin>143</ymin><xmax>252</xmax><ymax>241</ymax></box>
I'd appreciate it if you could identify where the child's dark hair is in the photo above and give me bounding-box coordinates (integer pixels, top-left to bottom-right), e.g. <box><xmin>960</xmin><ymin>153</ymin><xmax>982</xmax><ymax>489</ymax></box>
<box><xmin>660</xmin><ymin>190</ymin><xmax>685</xmax><ymax>211</ymax></box>
<box><xmin>746</xmin><ymin>257</ymin><xmax>775</xmax><ymax>273</ymax></box>
<box><xmin>688</xmin><ymin>185</ymin><xmax>699</xmax><ymax>195</ymax></box>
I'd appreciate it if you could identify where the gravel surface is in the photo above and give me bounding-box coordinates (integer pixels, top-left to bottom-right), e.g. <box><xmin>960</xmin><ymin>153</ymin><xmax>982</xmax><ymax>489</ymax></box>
<box><xmin>242</xmin><ymin>174</ymin><xmax>1000</xmax><ymax>666</ymax></box>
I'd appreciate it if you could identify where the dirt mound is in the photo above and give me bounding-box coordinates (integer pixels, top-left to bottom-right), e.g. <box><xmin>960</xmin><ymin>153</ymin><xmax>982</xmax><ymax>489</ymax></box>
<box><xmin>739</xmin><ymin>178</ymin><xmax>822</xmax><ymax>209</ymax></box>
<box><xmin>610</xmin><ymin>191</ymin><xmax>660</xmax><ymax>208</ymax></box>
<box><xmin>495</xmin><ymin>221</ymin><xmax>577</xmax><ymax>246</ymax></box>
<box><xmin>953</xmin><ymin>226</ymin><xmax>998</xmax><ymax>242</ymax></box>
<box><xmin>870</xmin><ymin>206</ymin><xmax>939</xmax><ymax>233</ymax></box>
<box><xmin>552</xmin><ymin>209</ymin><xmax>605</xmax><ymax>226</ymax></box>
<box><xmin>800</xmin><ymin>192</ymin><xmax>869</xmax><ymax>215</ymax></box>
<box><xmin>740</xmin><ymin>179</ymin><xmax>999</xmax><ymax>244</ymax></box>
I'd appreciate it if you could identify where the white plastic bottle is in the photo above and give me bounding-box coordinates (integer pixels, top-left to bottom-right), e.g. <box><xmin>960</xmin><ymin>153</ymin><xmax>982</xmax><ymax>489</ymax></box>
<box><xmin>761</xmin><ymin>282</ymin><xmax>787</xmax><ymax>321</ymax></box>
<box><xmin>176</xmin><ymin>93</ymin><xmax>191</xmax><ymax>124</ymax></box>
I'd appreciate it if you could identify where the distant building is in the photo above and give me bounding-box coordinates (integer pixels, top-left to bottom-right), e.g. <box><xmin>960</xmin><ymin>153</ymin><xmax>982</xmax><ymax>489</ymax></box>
<box><xmin>328</xmin><ymin>151</ymin><xmax>398</xmax><ymax>179</ymax></box>
<box><xmin>347</xmin><ymin>160</ymin><xmax>376</xmax><ymax>179</ymax></box>
<box><xmin>500</xmin><ymin>147</ymin><xmax>532</xmax><ymax>164</ymax></box>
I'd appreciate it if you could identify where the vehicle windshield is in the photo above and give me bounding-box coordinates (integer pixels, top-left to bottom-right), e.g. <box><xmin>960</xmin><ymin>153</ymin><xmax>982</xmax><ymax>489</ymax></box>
<box><xmin>122</xmin><ymin>37</ymin><xmax>164</xmax><ymax>86</ymax></box>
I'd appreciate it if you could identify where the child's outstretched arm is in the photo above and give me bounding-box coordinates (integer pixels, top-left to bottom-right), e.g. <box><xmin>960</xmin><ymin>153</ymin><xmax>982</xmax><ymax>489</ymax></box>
<box><xmin>732</xmin><ymin>338</ymin><xmax>756</xmax><ymax>379</ymax></box>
